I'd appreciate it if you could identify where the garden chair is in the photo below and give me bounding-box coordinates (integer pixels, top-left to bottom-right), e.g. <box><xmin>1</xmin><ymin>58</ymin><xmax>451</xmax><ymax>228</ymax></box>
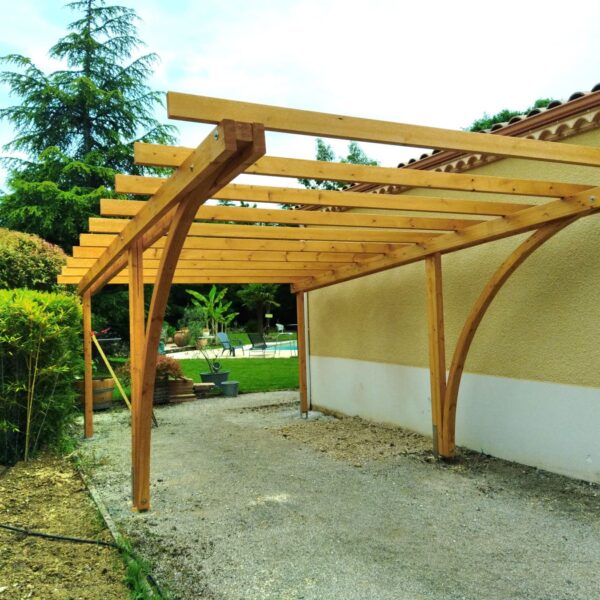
<box><xmin>247</xmin><ymin>332</ymin><xmax>275</xmax><ymax>356</ymax></box>
<box><xmin>216</xmin><ymin>332</ymin><xmax>245</xmax><ymax>357</ymax></box>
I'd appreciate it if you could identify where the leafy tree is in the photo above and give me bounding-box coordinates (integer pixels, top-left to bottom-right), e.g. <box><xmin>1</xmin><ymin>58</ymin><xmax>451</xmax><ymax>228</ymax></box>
<box><xmin>237</xmin><ymin>284</ymin><xmax>281</xmax><ymax>335</ymax></box>
<box><xmin>0</xmin><ymin>228</ymin><xmax>66</xmax><ymax>292</ymax></box>
<box><xmin>467</xmin><ymin>98</ymin><xmax>557</xmax><ymax>132</ymax></box>
<box><xmin>299</xmin><ymin>138</ymin><xmax>379</xmax><ymax>191</ymax></box>
<box><xmin>186</xmin><ymin>286</ymin><xmax>238</xmax><ymax>337</ymax></box>
<box><xmin>0</xmin><ymin>0</ymin><xmax>177</xmax><ymax>250</ymax></box>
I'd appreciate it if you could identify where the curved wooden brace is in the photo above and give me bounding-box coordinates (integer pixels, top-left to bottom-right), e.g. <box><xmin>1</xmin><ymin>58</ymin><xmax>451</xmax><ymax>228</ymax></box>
<box><xmin>131</xmin><ymin>121</ymin><xmax>266</xmax><ymax>511</ymax></box>
<box><xmin>439</xmin><ymin>217</ymin><xmax>578</xmax><ymax>457</ymax></box>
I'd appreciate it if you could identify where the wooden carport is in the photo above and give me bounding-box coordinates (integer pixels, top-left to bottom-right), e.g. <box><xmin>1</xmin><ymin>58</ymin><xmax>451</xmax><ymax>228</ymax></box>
<box><xmin>59</xmin><ymin>93</ymin><xmax>600</xmax><ymax>511</ymax></box>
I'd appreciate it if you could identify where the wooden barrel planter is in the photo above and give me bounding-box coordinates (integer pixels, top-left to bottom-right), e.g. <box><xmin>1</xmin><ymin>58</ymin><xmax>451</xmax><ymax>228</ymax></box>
<box><xmin>75</xmin><ymin>377</ymin><xmax>114</xmax><ymax>411</ymax></box>
<box><xmin>153</xmin><ymin>377</ymin><xmax>170</xmax><ymax>405</ymax></box>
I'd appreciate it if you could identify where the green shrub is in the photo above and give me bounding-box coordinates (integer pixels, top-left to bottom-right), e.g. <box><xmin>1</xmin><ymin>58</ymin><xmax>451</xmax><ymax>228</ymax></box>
<box><xmin>0</xmin><ymin>228</ymin><xmax>66</xmax><ymax>291</ymax></box>
<box><xmin>0</xmin><ymin>289</ymin><xmax>81</xmax><ymax>464</ymax></box>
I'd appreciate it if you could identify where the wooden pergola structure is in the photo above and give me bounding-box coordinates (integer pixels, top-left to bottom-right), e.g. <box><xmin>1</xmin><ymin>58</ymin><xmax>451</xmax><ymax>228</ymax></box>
<box><xmin>59</xmin><ymin>93</ymin><xmax>600</xmax><ymax>511</ymax></box>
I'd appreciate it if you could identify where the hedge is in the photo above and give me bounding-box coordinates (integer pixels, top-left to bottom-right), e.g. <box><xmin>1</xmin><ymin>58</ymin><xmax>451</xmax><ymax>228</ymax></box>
<box><xmin>0</xmin><ymin>289</ymin><xmax>81</xmax><ymax>464</ymax></box>
<box><xmin>0</xmin><ymin>227</ymin><xmax>66</xmax><ymax>292</ymax></box>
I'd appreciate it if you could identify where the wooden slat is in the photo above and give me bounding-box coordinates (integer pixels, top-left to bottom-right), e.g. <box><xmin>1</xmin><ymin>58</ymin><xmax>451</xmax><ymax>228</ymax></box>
<box><xmin>82</xmin><ymin>292</ymin><xmax>93</xmax><ymax>439</ymax></box>
<box><xmin>72</xmin><ymin>246</ymin><xmax>379</xmax><ymax>263</ymax></box>
<box><xmin>64</xmin><ymin>267</ymin><xmax>328</xmax><ymax>278</ymax></box>
<box><xmin>68</xmin><ymin>258</ymin><xmax>350</xmax><ymax>270</ymax></box>
<box><xmin>78</xmin><ymin>234</ymin><xmax>408</xmax><ymax>254</ymax></box>
<box><xmin>115</xmin><ymin>175</ymin><xmax>533</xmax><ymax>217</ymax></box>
<box><xmin>60</xmin><ymin>275</ymin><xmax>305</xmax><ymax>285</ymax></box>
<box><xmin>425</xmin><ymin>254</ymin><xmax>446</xmax><ymax>456</ymax></box>
<box><xmin>101</xmin><ymin>199</ymin><xmax>485</xmax><ymax>231</ymax></box>
<box><xmin>78</xmin><ymin>120</ymin><xmax>249</xmax><ymax>295</ymax></box>
<box><xmin>88</xmin><ymin>218</ymin><xmax>442</xmax><ymax>244</ymax></box>
<box><xmin>135</xmin><ymin>144</ymin><xmax>588</xmax><ymax>198</ymax></box>
<box><xmin>291</xmin><ymin>185</ymin><xmax>600</xmax><ymax>292</ymax></box>
<box><xmin>167</xmin><ymin>92</ymin><xmax>600</xmax><ymax>167</ymax></box>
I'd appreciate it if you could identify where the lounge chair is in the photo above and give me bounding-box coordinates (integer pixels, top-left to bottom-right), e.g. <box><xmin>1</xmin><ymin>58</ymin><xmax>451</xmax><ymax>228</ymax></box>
<box><xmin>216</xmin><ymin>332</ymin><xmax>245</xmax><ymax>357</ymax></box>
<box><xmin>247</xmin><ymin>332</ymin><xmax>274</xmax><ymax>356</ymax></box>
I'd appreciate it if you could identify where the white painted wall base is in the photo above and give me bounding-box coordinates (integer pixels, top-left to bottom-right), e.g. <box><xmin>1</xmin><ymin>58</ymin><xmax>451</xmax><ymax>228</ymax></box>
<box><xmin>310</xmin><ymin>356</ymin><xmax>600</xmax><ymax>484</ymax></box>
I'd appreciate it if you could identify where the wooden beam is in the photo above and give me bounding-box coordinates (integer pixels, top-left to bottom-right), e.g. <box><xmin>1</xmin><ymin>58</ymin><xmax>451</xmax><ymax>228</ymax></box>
<box><xmin>101</xmin><ymin>199</ymin><xmax>485</xmax><ymax>231</ymax></box>
<box><xmin>128</xmin><ymin>241</ymin><xmax>145</xmax><ymax>504</ymax></box>
<box><xmin>60</xmin><ymin>275</ymin><xmax>303</xmax><ymax>285</ymax></box>
<box><xmin>88</xmin><ymin>218</ymin><xmax>442</xmax><ymax>244</ymax></box>
<box><xmin>78</xmin><ymin>120</ymin><xmax>250</xmax><ymax>295</ymax></box>
<box><xmin>115</xmin><ymin>176</ymin><xmax>533</xmax><ymax>217</ymax></box>
<box><xmin>292</xmin><ymin>186</ymin><xmax>600</xmax><ymax>293</ymax></box>
<box><xmin>425</xmin><ymin>254</ymin><xmax>446</xmax><ymax>456</ymax></box>
<box><xmin>440</xmin><ymin>218</ymin><xmax>577</xmax><ymax>458</ymax></box>
<box><xmin>82</xmin><ymin>292</ymin><xmax>93</xmax><ymax>439</ymax></box>
<box><xmin>64</xmin><ymin>267</ymin><xmax>329</xmax><ymax>278</ymax></box>
<box><xmin>72</xmin><ymin>246</ymin><xmax>380</xmax><ymax>263</ymax></box>
<box><xmin>135</xmin><ymin>144</ymin><xmax>588</xmax><ymax>198</ymax></box>
<box><xmin>296</xmin><ymin>292</ymin><xmax>309</xmax><ymax>414</ymax></box>
<box><xmin>67</xmin><ymin>258</ymin><xmax>351</xmax><ymax>270</ymax></box>
<box><xmin>78</xmin><ymin>233</ymin><xmax>411</xmax><ymax>254</ymax></box>
<box><xmin>167</xmin><ymin>92</ymin><xmax>600</xmax><ymax>167</ymax></box>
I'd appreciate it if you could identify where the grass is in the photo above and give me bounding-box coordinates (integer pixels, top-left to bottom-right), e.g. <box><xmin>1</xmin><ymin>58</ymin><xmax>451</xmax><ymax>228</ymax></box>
<box><xmin>178</xmin><ymin>357</ymin><xmax>299</xmax><ymax>393</ymax></box>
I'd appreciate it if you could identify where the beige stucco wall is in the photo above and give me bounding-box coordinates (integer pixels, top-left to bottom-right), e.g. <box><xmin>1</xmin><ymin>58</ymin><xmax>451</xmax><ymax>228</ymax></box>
<box><xmin>309</xmin><ymin>129</ymin><xmax>600</xmax><ymax>388</ymax></box>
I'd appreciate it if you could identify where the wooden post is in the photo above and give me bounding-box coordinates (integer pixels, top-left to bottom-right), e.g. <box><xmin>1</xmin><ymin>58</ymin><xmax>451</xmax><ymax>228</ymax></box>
<box><xmin>296</xmin><ymin>292</ymin><xmax>309</xmax><ymax>414</ymax></box>
<box><xmin>82</xmin><ymin>292</ymin><xmax>94</xmax><ymax>438</ymax></box>
<box><xmin>128</xmin><ymin>241</ymin><xmax>145</xmax><ymax>507</ymax></box>
<box><xmin>425</xmin><ymin>253</ymin><xmax>446</xmax><ymax>456</ymax></box>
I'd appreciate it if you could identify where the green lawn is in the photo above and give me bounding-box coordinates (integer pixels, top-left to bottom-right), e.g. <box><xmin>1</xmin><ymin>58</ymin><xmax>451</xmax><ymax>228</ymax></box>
<box><xmin>178</xmin><ymin>357</ymin><xmax>299</xmax><ymax>393</ymax></box>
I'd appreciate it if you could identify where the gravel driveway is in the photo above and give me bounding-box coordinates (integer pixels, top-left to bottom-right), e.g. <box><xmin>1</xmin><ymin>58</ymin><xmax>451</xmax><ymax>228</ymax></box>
<box><xmin>80</xmin><ymin>392</ymin><xmax>600</xmax><ymax>600</ymax></box>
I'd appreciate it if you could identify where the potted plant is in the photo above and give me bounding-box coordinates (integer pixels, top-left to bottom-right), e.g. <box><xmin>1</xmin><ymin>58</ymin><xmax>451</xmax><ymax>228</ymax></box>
<box><xmin>198</xmin><ymin>348</ymin><xmax>230</xmax><ymax>388</ymax></box>
<box><xmin>122</xmin><ymin>355</ymin><xmax>188</xmax><ymax>405</ymax></box>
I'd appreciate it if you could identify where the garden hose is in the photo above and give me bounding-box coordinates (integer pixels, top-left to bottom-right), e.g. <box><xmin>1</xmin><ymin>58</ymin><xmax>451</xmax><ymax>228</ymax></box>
<box><xmin>0</xmin><ymin>522</ymin><xmax>164</xmax><ymax>598</ymax></box>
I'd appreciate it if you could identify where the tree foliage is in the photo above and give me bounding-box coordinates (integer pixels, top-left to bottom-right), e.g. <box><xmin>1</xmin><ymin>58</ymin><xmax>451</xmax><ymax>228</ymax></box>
<box><xmin>0</xmin><ymin>227</ymin><xmax>66</xmax><ymax>292</ymax></box>
<box><xmin>467</xmin><ymin>98</ymin><xmax>557</xmax><ymax>132</ymax></box>
<box><xmin>237</xmin><ymin>284</ymin><xmax>281</xmax><ymax>334</ymax></box>
<box><xmin>298</xmin><ymin>138</ymin><xmax>378</xmax><ymax>191</ymax></box>
<box><xmin>0</xmin><ymin>0</ymin><xmax>177</xmax><ymax>250</ymax></box>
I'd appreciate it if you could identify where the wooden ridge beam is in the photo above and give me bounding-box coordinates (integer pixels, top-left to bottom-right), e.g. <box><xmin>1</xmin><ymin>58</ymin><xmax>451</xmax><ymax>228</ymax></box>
<box><xmin>100</xmin><ymin>199</ymin><xmax>485</xmax><ymax>231</ymax></box>
<box><xmin>78</xmin><ymin>233</ymin><xmax>408</xmax><ymax>254</ymax></box>
<box><xmin>167</xmin><ymin>92</ymin><xmax>600</xmax><ymax>167</ymax></box>
<box><xmin>291</xmin><ymin>186</ymin><xmax>600</xmax><ymax>292</ymax></box>
<box><xmin>88</xmin><ymin>218</ymin><xmax>442</xmax><ymax>244</ymax></box>
<box><xmin>115</xmin><ymin>176</ymin><xmax>534</xmax><ymax>217</ymax></box>
<box><xmin>135</xmin><ymin>144</ymin><xmax>588</xmax><ymax>198</ymax></box>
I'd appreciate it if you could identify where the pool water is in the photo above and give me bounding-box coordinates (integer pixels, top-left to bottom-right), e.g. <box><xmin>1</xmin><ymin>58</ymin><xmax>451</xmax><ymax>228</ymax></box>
<box><xmin>273</xmin><ymin>340</ymin><xmax>298</xmax><ymax>352</ymax></box>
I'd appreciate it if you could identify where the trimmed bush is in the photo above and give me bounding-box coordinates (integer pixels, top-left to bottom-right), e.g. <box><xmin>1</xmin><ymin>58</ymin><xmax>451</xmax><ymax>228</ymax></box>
<box><xmin>0</xmin><ymin>227</ymin><xmax>66</xmax><ymax>291</ymax></box>
<box><xmin>0</xmin><ymin>289</ymin><xmax>81</xmax><ymax>464</ymax></box>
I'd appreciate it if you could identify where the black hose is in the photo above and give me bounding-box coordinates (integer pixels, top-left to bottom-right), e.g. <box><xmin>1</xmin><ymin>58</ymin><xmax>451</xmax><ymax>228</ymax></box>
<box><xmin>0</xmin><ymin>522</ymin><xmax>164</xmax><ymax>597</ymax></box>
<box><xmin>0</xmin><ymin>522</ymin><xmax>118</xmax><ymax>548</ymax></box>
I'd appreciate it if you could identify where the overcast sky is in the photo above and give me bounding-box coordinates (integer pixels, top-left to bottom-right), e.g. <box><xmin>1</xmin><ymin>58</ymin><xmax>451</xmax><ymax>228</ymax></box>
<box><xmin>1</xmin><ymin>0</ymin><xmax>599</xmax><ymax>190</ymax></box>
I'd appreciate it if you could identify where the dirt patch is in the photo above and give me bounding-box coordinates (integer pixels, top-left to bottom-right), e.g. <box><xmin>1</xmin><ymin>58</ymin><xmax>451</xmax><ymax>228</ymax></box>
<box><xmin>279</xmin><ymin>414</ymin><xmax>433</xmax><ymax>464</ymax></box>
<box><xmin>0</xmin><ymin>454</ymin><xmax>129</xmax><ymax>600</ymax></box>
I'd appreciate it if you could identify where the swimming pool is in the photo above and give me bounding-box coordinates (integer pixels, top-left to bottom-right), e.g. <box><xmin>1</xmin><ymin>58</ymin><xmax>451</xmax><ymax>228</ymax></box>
<box><xmin>272</xmin><ymin>340</ymin><xmax>298</xmax><ymax>352</ymax></box>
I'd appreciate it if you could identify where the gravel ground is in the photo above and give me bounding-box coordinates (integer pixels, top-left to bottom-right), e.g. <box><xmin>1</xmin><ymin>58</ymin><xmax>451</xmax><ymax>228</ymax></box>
<box><xmin>80</xmin><ymin>392</ymin><xmax>600</xmax><ymax>600</ymax></box>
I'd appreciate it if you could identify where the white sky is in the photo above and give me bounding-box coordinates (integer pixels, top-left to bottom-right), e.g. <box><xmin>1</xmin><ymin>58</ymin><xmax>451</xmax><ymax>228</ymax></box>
<box><xmin>1</xmin><ymin>0</ymin><xmax>600</xmax><ymax>191</ymax></box>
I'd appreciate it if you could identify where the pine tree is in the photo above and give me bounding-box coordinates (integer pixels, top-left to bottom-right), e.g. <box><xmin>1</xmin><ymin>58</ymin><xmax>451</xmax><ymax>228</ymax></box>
<box><xmin>0</xmin><ymin>0</ymin><xmax>176</xmax><ymax>250</ymax></box>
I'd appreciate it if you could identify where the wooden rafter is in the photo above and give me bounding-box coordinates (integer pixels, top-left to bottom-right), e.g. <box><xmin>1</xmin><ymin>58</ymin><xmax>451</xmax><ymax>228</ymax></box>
<box><xmin>115</xmin><ymin>176</ymin><xmax>534</xmax><ymax>217</ymax></box>
<box><xmin>100</xmin><ymin>199</ymin><xmax>486</xmax><ymax>231</ymax></box>
<box><xmin>135</xmin><ymin>144</ymin><xmax>589</xmax><ymax>198</ymax></box>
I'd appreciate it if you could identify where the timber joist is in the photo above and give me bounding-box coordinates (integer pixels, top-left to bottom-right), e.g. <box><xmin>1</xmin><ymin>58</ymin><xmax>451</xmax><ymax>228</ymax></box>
<box><xmin>62</xmin><ymin>92</ymin><xmax>600</xmax><ymax>511</ymax></box>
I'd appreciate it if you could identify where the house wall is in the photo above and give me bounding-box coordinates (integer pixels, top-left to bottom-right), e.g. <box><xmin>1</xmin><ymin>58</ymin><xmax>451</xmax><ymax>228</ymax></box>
<box><xmin>307</xmin><ymin>128</ymin><xmax>600</xmax><ymax>482</ymax></box>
